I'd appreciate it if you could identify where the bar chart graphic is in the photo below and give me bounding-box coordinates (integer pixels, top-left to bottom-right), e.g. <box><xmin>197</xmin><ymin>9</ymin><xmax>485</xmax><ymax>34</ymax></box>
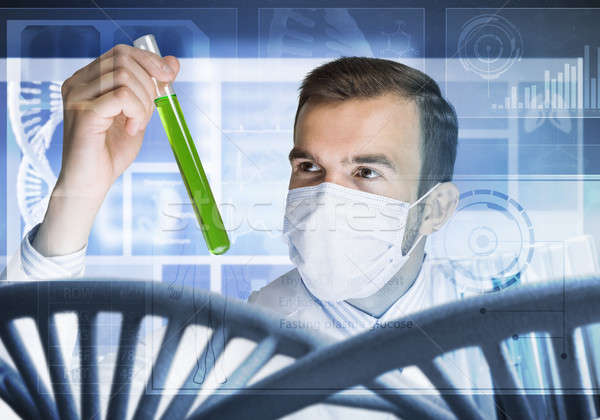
<box><xmin>447</xmin><ymin>8</ymin><xmax>600</xmax><ymax>118</ymax></box>
<box><xmin>494</xmin><ymin>45</ymin><xmax>600</xmax><ymax>113</ymax></box>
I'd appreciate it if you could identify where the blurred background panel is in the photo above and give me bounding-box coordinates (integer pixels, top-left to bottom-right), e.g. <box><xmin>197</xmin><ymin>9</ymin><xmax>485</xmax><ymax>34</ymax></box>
<box><xmin>0</xmin><ymin>3</ymin><xmax>597</xmax><ymax>302</ymax></box>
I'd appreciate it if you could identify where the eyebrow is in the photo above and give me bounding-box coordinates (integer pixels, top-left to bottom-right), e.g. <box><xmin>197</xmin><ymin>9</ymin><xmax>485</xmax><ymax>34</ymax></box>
<box><xmin>351</xmin><ymin>154</ymin><xmax>397</xmax><ymax>172</ymax></box>
<box><xmin>288</xmin><ymin>148</ymin><xmax>397</xmax><ymax>172</ymax></box>
<box><xmin>288</xmin><ymin>147</ymin><xmax>315</xmax><ymax>161</ymax></box>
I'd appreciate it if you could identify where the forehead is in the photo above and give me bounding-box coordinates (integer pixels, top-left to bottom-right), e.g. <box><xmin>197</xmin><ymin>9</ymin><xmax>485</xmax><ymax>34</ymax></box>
<box><xmin>294</xmin><ymin>93</ymin><xmax>421</xmax><ymax>173</ymax></box>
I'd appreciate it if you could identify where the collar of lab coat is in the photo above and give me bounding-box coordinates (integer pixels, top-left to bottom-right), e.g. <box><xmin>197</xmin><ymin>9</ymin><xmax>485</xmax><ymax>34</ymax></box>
<box><xmin>248</xmin><ymin>255</ymin><xmax>454</xmax><ymax>340</ymax></box>
<box><xmin>303</xmin><ymin>258</ymin><xmax>432</xmax><ymax>338</ymax></box>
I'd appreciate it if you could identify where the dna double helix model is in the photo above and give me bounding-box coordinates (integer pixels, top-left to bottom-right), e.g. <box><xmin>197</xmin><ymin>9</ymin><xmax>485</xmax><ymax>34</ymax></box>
<box><xmin>8</xmin><ymin>77</ymin><xmax>62</xmax><ymax>234</ymax></box>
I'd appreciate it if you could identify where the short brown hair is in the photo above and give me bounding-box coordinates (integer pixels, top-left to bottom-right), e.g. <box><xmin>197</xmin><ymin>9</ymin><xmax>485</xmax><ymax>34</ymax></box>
<box><xmin>293</xmin><ymin>56</ymin><xmax>458</xmax><ymax>197</ymax></box>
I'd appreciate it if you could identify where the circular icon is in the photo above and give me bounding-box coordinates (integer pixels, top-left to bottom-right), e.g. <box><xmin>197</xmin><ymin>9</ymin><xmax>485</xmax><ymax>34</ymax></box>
<box><xmin>468</xmin><ymin>226</ymin><xmax>498</xmax><ymax>256</ymax></box>
<box><xmin>433</xmin><ymin>189</ymin><xmax>535</xmax><ymax>293</ymax></box>
<box><xmin>458</xmin><ymin>14</ymin><xmax>523</xmax><ymax>80</ymax></box>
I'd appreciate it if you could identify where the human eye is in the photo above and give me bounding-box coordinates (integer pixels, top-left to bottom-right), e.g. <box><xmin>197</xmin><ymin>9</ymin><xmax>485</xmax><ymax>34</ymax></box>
<box><xmin>354</xmin><ymin>166</ymin><xmax>381</xmax><ymax>179</ymax></box>
<box><xmin>297</xmin><ymin>161</ymin><xmax>321</xmax><ymax>173</ymax></box>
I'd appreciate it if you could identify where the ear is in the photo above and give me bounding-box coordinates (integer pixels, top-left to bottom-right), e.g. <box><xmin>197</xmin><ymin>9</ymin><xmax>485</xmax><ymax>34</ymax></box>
<box><xmin>418</xmin><ymin>182</ymin><xmax>459</xmax><ymax>236</ymax></box>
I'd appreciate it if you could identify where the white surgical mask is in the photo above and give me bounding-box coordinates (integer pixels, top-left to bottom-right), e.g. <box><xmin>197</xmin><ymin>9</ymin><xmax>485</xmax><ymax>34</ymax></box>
<box><xmin>282</xmin><ymin>182</ymin><xmax>440</xmax><ymax>302</ymax></box>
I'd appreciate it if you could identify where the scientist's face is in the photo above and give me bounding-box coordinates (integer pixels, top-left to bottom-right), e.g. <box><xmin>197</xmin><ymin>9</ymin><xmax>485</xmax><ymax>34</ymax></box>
<box><xmin>289</xmin><ymin>92</ymin><xmax>422</xmax><ymax>203</ymax></box>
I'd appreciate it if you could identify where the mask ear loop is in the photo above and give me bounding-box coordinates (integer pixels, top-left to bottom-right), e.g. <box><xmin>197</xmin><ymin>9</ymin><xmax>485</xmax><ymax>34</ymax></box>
<box><xmin>409</xmin><ymin>182</ymin><xmax>442</xmax><ymax>210</ymax></box>
<box><xmin>403</xmin><ymin>182</ymin><xmax>442</xmax><ymax>256</ymax></box>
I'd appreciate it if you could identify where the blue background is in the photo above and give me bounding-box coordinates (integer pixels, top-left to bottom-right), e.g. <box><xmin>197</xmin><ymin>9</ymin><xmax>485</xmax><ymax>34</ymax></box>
<box><xmin>1</xmin><ymin>1</ymin><xmax>599</xmax><ymax>302</ymax></box>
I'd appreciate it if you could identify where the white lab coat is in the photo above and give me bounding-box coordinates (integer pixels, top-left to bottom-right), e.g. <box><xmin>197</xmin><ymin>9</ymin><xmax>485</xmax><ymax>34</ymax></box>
<box><xmin>248</xmin><ymin>258</ymin><xmax>498</xmax><ymax>419</ymax></box>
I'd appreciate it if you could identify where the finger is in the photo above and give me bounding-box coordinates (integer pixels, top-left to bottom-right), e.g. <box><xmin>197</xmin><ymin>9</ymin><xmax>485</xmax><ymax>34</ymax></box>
<box><xmin>103</xmin><ymin>52</ymin><xmax>157</xmax><ymax>105</ymax></box>
<box><xmin>90</xmin><ymin>86</ymin><xmax>147</xmax><ymax>136</ymax></box>
<box><xmin>101</xmin><ymin>45</ymin><xmax>176</xmax><ymax>82</ymax></box>
<box><xmin>72</xmin><ymin>44</ymin><xmax>175</xmax><ymax>85</ymax></box>
<box><xmin>70</xmin><ymin>65</ymin><xmax>153</xmax><ymax>119</ymax></box>
<box><xmin>162</xmin><ymin>55</ymin><xmax>180</xmax><ymax>77</ymax></box>
<box><xmin>68</xmin><ymin>45</ymin><xmax>114</xmax><ymax>80</ymax></box>
<box><xmin>95</xmin><ymin>50</ymin><xmax>177</xmax><ymax>106</ymax></box>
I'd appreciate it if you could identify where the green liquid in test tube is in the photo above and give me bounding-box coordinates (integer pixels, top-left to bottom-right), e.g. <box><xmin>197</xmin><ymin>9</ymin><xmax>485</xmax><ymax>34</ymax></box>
<box><xmin>133</xmin><ymin>34</ymin><xmax>230</xmax><ymax>255</ymax></box>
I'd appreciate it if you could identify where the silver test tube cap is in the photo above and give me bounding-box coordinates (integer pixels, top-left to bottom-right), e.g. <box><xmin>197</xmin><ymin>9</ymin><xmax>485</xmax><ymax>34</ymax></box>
<box><xmin>133</xmin><ymin>34</ymin><xmax>162</xmax><ymax>57</ymax></box>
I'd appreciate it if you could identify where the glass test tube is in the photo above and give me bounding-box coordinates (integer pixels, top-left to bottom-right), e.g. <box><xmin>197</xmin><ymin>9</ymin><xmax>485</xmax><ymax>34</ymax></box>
<box><xmin>133</xmin><ymin>34</ymin><xmax>230</xmax><ymax>255</ymax></box>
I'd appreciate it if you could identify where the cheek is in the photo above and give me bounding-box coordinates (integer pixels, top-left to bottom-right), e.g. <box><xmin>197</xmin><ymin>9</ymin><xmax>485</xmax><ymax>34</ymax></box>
<box><xmin>288</xmin><ymin>173</ymin><xmax>316</xmax><ymax>189</ymax></box>
<box><xmin>365</xmin><ymin>176</ymin><xmax>413</xmax><ymax>202</ymax></box>
<box><xmin>355</xmin><ymin>181</ymin><xmax>392</xmax><ymax>197</ymax></box>
<box><xmin>288</xmin><ymin>176</ymin><xmax>300</xmax><ymax>189</ymax></box>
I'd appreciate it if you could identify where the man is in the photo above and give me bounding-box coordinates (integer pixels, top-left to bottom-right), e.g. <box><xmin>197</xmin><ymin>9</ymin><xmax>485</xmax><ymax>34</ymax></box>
<box><xmin>0</xmin><ymin>45</ymin><xmax>496</xmax><ymax>417</ymax></box>
<box><xmin>248</xmin><ymin>56</ymin><xmax>461</xmax><ymax>337</ymax></box>
<box><xmin>248</xmin><ymin>57</ymin><xmax>498</xmax><ymax>417</ymax></box>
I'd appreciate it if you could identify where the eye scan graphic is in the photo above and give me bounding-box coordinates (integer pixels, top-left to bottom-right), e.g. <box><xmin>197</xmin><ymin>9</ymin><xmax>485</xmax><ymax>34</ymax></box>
<box><xmin>0</xmin><ymin>1</ymin><xmax>599</xmax><ymax>419</ymax></box>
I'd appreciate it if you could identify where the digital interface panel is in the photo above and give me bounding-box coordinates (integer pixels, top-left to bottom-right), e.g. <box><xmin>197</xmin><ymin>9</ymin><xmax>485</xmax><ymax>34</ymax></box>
<box><xmin>1</xmin><ymin>6</ymin><xmax>599</xmax><ymax>401</ymax></box>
